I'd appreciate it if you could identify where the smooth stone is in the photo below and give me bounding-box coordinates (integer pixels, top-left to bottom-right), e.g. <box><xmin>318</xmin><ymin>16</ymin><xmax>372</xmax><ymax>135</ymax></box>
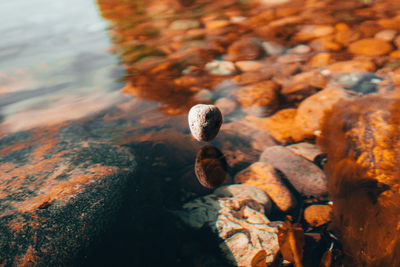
<box><xmin>304</xmin><ymin>205</ymin><xmax>332</xmax><ymax>227</ymax></box>
<box><xmin>195</xmin><ymin>145</ymin><xmax>228</xmax><ymax>188</ymax></box>
<box><xmin>205</xmin><ymin>60</ymin><xmax>236</xmax><ymax>75</ymax></box>
<box><xmin>259</xmin><ymin>146</ymin><xmax>328</xmax><ymax>197</ymax></box>
<box><xmin>286</xmin><ymin>142</ymin><xmax>324</xmax><ymax>162</ymax></box>
<box><xmin>348</xmin><ymin>38</ymin><xmax>393</xmax><ymax>56</ymax></box>
<box><xmin>235</xmin><ymin>60</ymin><xmax>264</xmax><ymax>72</ymax></box>
<box><xmin>214</xmin><ymin>97</ymin><xmax>237</xmax><ymax>116</ymax></box>
<box><xmin>188</xmin><ymin>104</ymin><xmax>223</xmax><ymax>142</ymax></box>
<box><xmin>176</xmin><ymin>184</ymin><xmax>280</xmax><ymax>266</ymax></box>
<box><xmin>294</xmin><ymin>88</ymin><xmax>350</xmax><ymax>140</ymax></box>
<box><xmin>375</xmin><ymin>29</ymin><xmax>397</xmax><ymax>42</ymax></box>
<box><xmin>226</xmin><ymin>38</ymin><xmax>263</xmax><ymax>61</ymax></box>
<box><xmin>234</xmin><ymin>162</ymin><xmax>297</xmax><ymax>212</ymax></box>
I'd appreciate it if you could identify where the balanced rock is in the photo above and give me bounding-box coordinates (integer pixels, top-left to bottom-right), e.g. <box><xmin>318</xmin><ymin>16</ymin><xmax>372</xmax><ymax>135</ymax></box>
<box><xmin>188</xmin><ymin>104</ymin><xmax>223</xmax><ymax>142</ymax></box>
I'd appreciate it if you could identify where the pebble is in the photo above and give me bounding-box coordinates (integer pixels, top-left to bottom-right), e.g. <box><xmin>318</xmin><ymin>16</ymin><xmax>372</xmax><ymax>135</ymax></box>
<box><xmin>304</xmin><ymin>204</ymin><xmax>332</xmax><ymax>227</ymax></box>
<box><xmin>192</xmin><ymin>89</ymin><xmax>214</xmax><ymax>103</ymax></box>
<box><xmin>234</xmin><ymin>162</ymin><xmax>297</xmax><ymax>212</ymax></box>
<box><xmin>289</xmin><ymin>44</ymin><xmax>311</xmax><ymax>54</ymax></box>
<box><xmin>214</xmin><ymin>97</ymin><xmax>237</xmax><ymax>116</ymax></box>
<box><xmin>294</xmin><ymin>88</ymin><xmax>350</xmax><ymax>140</ymax></box>
<box><xmin>348</xmin><ymin>38</ymin><xmax>393</xmax><ymax>56</ymax></box>
<box><xmin>205</xmin><ymin>60</ymin><xmax>236</xmax><ymax>75</ymax></box>
<box><xmin>286</xmin><ymin>142</ymin><xmax>324</xmax><ymax>162</ymax></box>
<box><xmin>188</xmin><ymin>104</ymin><xmax>223</xmax><ymax>142</ymax></box>
<box><xmin>374</xmin><ymin>29</ymin><xmax>397</xmax><ymax>42</ymax></box>
<box><xmin>261</xmin><ymin>41</ymin><xmax>284</xmax><ymax>55</ymax></box>
<box><xmin>235</xmin><ymin>60</ymin><xmax>264</xmax><ymax>72</ymax></box>
<box><xmin>259</xmin><ymin>145</ymin><xmax>328</xmax><ymax>197</ymax></box>
<box><xmin>309</xmin><ymin>53</ymin><xmax>332</xmax><ymax>67</ymax></box>
<box><xmin>226</xmin><ymin>38</ymin><xmax>263</xmax><ymax>61</ymax></box>
<box><xmin>294</xmin><ymin>25</ymin><xmax>334</xmax><ymax>41</ymax></box>
<box><xmin>195</xmin><ymin>145</ymin><xmax>228</xmax><ymax>188</ymax></box>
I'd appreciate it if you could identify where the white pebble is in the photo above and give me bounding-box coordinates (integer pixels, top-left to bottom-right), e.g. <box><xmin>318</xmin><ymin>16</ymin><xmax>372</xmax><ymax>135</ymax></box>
<box><xmin>188</xmin><ymin>104</ymin><xmax>223</xmax><ymax>142</ymax></box>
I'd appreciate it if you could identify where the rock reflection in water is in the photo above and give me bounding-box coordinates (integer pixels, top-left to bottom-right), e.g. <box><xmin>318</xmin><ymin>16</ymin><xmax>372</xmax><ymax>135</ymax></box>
<box><xmin>195</xmin><ymin>145</ymin><xmax>229</xmax><ymax>188</ymax></box>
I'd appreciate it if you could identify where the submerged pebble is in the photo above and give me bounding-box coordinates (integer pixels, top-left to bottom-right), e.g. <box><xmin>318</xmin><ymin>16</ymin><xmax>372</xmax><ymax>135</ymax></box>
<box><xmin>188</xmin><ymin>104</ymin><xmax>223</xmax><ymax>142</ymax></box>
<box><xmin>195</xmin><ymin>145</ymin><xmax>228</xmax><ymax>188</ymax></box>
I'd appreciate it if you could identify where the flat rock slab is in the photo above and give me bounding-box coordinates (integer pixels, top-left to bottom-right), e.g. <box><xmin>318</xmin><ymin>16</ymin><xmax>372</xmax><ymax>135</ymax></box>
<box><xmin>0</xmin><ymin>128</ymin><xmax>136</xmax><ymax>265</ymax></box>
<box><xmin>176</xmin><ymin>185</ymin><xmax>280</xmax><ymax>266</ymax></box>
<box><xmin>259</xmin><ymin>145</ymin><xmax>328</xmax><ymax>197</ymax></box>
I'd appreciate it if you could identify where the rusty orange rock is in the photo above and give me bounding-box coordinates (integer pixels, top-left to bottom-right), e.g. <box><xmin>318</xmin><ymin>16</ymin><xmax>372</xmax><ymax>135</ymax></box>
<box><xmin>226</xmin><ymin>38</ymin><xmax>263</xmax><ymax>61</ymax></box>
<box><xmin>304</xmin><ymin>204</ymin><xmax>332</xmax><ymax>227</ymax></box>
<box><xmin>309</xmin><ymin>53</ymin><xmax>333</xmax><ymax>67</ymax></box>
<box><xmin>234</xmin><ymin>162</ymin><xmax>297</xmax><ymax>212</ymax></box>
<box><xmin>348</xmin><ymin>38</ymin><xmax>393</xmax><ymax>56</ymax></box>
<box><xmin>293</xmin><ymin>25</ymin><xmax>334</xmax><ymax>41</ymax></box>
<box><xmin>328</xmin><ymin>59</ymin><xmax>376</xmax><ymax>73</ymax></box>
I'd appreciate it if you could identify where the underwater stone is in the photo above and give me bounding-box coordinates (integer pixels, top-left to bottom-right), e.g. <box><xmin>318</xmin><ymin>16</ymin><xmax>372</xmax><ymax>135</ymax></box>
<box><xmin>188</xmin><ymin>104</ymin><xmax>223</xmax><ymax>142</ymax></box>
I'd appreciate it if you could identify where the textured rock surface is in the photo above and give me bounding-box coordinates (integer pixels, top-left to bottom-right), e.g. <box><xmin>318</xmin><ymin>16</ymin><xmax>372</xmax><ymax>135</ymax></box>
<box><xmin>176</xmin><ymin>185</ymin><xmax>280</xmax><ymax>266</ymax></box>
<box><xmin>260</xmin><ymin>146</ymin><xmax>328</xmax><ymax>197</ymax></box>
<box><xmin>0</xmin><ymin>128</ymin><xmax>136</xmax><ymax>265</ymax></box>
<box><xmin>188</xmin><ymin>104</ymin><xmax>223</xmax><ymax>142</ymax></box>
<box><xmin>234</xmin><ymin>162</ymin><xmax>297</xmax><ymax>212</ymax></box>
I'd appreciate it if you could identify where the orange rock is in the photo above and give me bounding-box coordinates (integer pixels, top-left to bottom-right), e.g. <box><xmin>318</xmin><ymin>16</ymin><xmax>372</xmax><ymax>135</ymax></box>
<box><xmin>310</xmin><ymin>53</ymin><xmax>333</xmax><ymax>67</ymax></box>
<box><xmin>348</xmin><ymin>38</ymin><xmax>393</xmax><ymax>56</ymax></box>
<box><xmin>235</xmin><ymin>61</ymin><xmax>264</xmax><ymax>72</ymax></box>
<box><xmin>293</xmin><ymin>25</ymin><xmax>334</xmax><ymax>41</ymax></box>
<box><xmin>328</xmin><ymin>59</ymin><xmax>376</xmax><ymax>73</ymax></box>
<box><xmin>204</xmin><ymin>19</ymin><xmax>231</xmax><ymax>30</ymax></box>
<box><xmin>227</xmin><ymin>38</ymin><xmax>263</xmax><ymax>61</ymax></box>
<box><xmin>234</xmin><ymin>162</ymin><xmax>297</xmax><ymax>212</ymax></box>
<box><xmin>304</xmin><ymin>205</ymin><xmax>332</xmax><ymax>227</ymax></box>
<box><xmin>394</xmin><ymin>35</ymin><xmax>400</xmax><ymax>49</ymax></box>
<box><xmin>335</xmin><ymin>27</ymin><xmax>360</xmax><ymax>46</ymax></box>
<box><xmin>294</xmin><ymin>88</ymin><xmax>350</xmax><ymax>141</ymax></box>
<box><xmin>390</xmin><ymin>50</ymin><xmax>400</xmax><ymax>58</ymax></box>
<box><xmin>310</xmin><ymin>36</ymin><xmax>342</xmax><ymax>52</ymax></box>
<box><xmin>235</xmin><ymin>80</ymin><xmax>280</xmax><ymax>115</ymax></box>
<box><xmin>356</xmin><ymin>20</ymin><xmax>381</xmax><ymax>37</ymax></box>
<box><xmin>377</xmin><ymin>17</ymin><xmax>400</xmax><ymax>31</ymax></box>
<box><xmin>243</xmin><ymin>109</ymin><xmax>298</xmax><ymax>145</ymax></box>
<box><xmin>375</xmin><ymin>29</ymin><xmax>397</xmax><ymax>42</ymax></box>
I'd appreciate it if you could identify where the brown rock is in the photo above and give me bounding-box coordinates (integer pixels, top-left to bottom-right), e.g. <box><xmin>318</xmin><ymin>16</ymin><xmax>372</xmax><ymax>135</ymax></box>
<box><xmin>390</xmin><ymin>50</ymin><xmax>400</xmax><ymax>58</ymax></box>
<box><xmin>286</xmin><ymin>142</ymin><xmax>324</xmax><ymax>162</ymax></box>
<box><xmin>293</xmin><ymin>25</ymin><xmax>334</xmax><ymax>41</ymax></box>
<box><xmin>234</xmin><ymin>70</ymin><xmax>273</xmax><ymax>85</ymax></box>
<box><xmin>334</xmin><ymin>24</ymin><xmax>360</xmax><ymax>45</ymax></box>
<box><xmin>294</xmin><ymin>88</ymin><xmax>350</xmax><ymax>141</ymax></box>
<box><xmin>235</xmin><ymin>61</ymin><xmax>264</xmax><ymax>72</ymax></box>
<box><xmin>204</xmin><ymin>19</ymin><xmax>231</xmax><ymax>30</ymax></box>
<box><xmin>356</xmin><ymin>20</ymin><xmax>381</xmax><ymax>37</ymax></box>
<box><xmin>375</xmin><ymin>30</ymin><xmax>397</xmax><ymax>42</ymax></box>
<box><xmin>394</xmin><ymin>35</ymin><xmax>400</xmax><ymax>49</ymax></box>
<box><xmin>377</xmin><ymin>17</ymin><xmax>400</xmax><ymax>31</ymax></box>
<box><xmin>235</xmin><ymin>80</ymin><xmax>280</xmax><ymax>116</ymax></box>
<box><xmin>348</xmin><ymin>38</ymin><xmax>393</xmax><ymax>56</ymax></box>
<box><xmin>227</xmin><ymin>38</ymin><xmax>263</xmax><ymax>62</ymax></box>
<box><xmin>240</xmin><ymin>109</ymin><xmax>298</xmax><ymax>145</ymax></box>
<box><xmin>328</xmin><ymin>59</ymin><xmax>376</xmax><ymax>73</ymax></box>
<box><xmin>234</xmin><ymin>162</ymin><xmax>297</xmax><ymax>212</ymax></box>
<box><xmin>309</xmin><ymin>53</ymin><xmax>333</xmax><ymax>67</ymax></box>
<box><xmin>304</xmin><ymin>205</ymin><xmax>332</xmax><ymax>227</ymax></box>
<box><xmin>259</xmin><ymin>146</ymin><xmax>328</xmax><ymax>197</ymax></box>
<box><xmin>280</xmin><ymin>70</ymin><xmax>326</xmax><ymax>103</ymax></box>
<box><xmin>215</xmin><ymin>97</ymin><xmax>237</xmax><ymax>116</ymax></box>
<box><xmin>310</xmin><ymin>36</ymin><xmax>342</xmax><ymax>52</ymax></box>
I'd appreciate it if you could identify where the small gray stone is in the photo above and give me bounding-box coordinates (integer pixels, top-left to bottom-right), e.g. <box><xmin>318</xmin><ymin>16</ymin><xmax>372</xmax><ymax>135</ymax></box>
<box><xmin>188</xmin><ymin>104</ymin><xmax>223</xmax><ymax>142</ymax></box>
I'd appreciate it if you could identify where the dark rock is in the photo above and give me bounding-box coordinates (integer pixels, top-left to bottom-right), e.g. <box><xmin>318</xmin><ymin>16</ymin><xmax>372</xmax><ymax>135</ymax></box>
<box><xmin>259</xmin><ymin>146</ymin><xmax>328</xmax><ymax>197</ymax></box>
<box><xmin>0</xmin><ymin>131</ymin><xmax>136</xmax><ymax>266</ymax></box>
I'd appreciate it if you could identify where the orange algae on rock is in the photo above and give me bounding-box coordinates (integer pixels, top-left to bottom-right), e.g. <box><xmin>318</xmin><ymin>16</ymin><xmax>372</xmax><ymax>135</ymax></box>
<box><xmin>318</xmin><ymin>94</ymin><xmax>400</xmax><ymax>266</ymax></box>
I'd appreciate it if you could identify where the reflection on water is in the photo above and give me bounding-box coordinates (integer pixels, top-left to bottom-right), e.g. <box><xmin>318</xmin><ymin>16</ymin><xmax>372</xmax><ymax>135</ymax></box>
<box><xmin>0</xmin><ymin>0</ymin><xmax>126</xmax><ymax>135</ymax></box>
<box><xmin>195</xmin><ymin>145</ymin><xmax>229</xmax><ymax>188</ymax></box>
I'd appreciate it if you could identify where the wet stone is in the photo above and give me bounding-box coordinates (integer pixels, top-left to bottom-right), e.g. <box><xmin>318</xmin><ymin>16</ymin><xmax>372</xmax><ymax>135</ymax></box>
<box><xmin>226</xmin><ymin>38</ymin><xmax>264</xmax><ymax>62</ymax></box>
<box><xmin>304</xmin><ymin>204</ymin><xmax>332</xmax><ymax>227</ymax></box>
<box><xmin>205</xmin><ymin>60</ymin><xmax>236</xmax><ymax>75</ymax></box>
<box><xmin>188</xmin><ymin>104</ymin><xmax>223</xmax><ymax>142</ymax></box>
<box><xmin>234</xmin><ymin>162</ymin><xmax>297</xmax><ymax>212</ymax></box>
<box><xmin>176</xmin><ymin>184</ymin><xmax>280</xmax><ymax>266</ymax></box>
<box><xmin>348</xmin><ymin>38</ymin><xmax>393</xmax><ymax>56</ymax></box>
<box><xmin>259</xmin><ymin>145</ymin><xmax>328</xmax><ymax>198</ymax></box>
<box><xmin>286</xmin><ymin>142</ymin><xmax>324</xmax><ymax>162</ymax></box>
<box><xmin>195</xmin><ymin>145</ymin><xmax>229</xmax><ymax>189</ymax></box>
